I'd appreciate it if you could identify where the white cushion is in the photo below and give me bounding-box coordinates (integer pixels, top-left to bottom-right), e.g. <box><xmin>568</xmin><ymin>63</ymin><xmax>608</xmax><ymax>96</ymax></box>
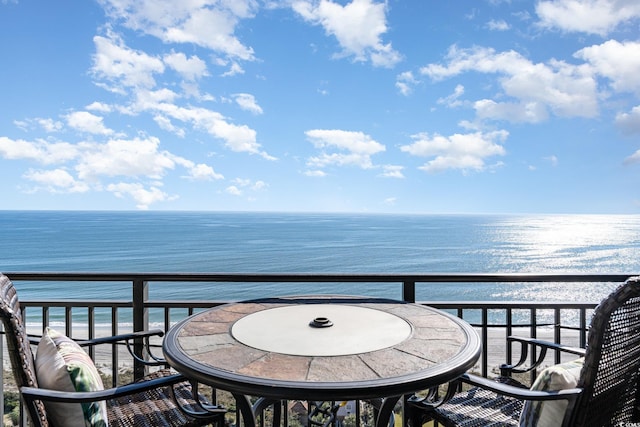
<box><xmin>519</xmin><ymin>358</ymin><xmax>583</xmax><ymax>426</ymax></box>
<box><xmin>35</xmin><ymin>327</ymin><xmax>109</xmax><ymax>427</ymax></box>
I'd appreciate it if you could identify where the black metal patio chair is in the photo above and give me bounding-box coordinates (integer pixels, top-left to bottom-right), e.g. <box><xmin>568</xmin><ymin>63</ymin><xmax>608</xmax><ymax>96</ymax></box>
<box><xmin>0</xmin><ymin>273</ymin><xmax>225</xmax><ymax>427</ymax></box>
<box><xmin>407</xmin><ymin>276</ymin><xmax>640</xmax><ymax>427</ymax></box>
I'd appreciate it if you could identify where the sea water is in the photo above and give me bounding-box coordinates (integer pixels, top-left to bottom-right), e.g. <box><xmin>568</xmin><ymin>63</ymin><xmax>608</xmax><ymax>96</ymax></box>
<box><xmin>1</xmin><ymin>211</ymin><xmax>639</xmax><ymax>325</ymax></box>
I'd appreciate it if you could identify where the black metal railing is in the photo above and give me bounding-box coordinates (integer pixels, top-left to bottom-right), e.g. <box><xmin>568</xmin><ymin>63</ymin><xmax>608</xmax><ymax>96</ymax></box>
<box><xmin>1</xmin><ymin>272</ymin><xmax>635</xmax><ymax>426</ymax></box>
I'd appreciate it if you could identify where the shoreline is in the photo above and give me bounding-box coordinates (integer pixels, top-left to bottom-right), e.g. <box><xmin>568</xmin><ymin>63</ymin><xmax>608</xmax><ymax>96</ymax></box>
<box><xmin>4</xmin><ymin>325</ymin><xmax>583</xmax><ymax>386</ymax></box>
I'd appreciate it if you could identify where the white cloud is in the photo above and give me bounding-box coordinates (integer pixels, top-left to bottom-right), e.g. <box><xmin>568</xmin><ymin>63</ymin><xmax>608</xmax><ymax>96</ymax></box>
<box><xmin>304</xmin><ymin>169</ymin><xmax>327</xmax><ymax>177</ymax></box>
<box><xmin>2</xmin><ymin>133</ymin><xmax>226</xmax><ymax>207</ymax></box>
<box><xmin>74</xmin><ymin>136</ymin><xmax>179</xmax><ymax>181</ymax></box>
<box><xmin>11</xmin><ymin>118</ymin><xmax>64</xmax><ymax>133</ymax></box>
<box><xmin>86</xmin><ymin>102</ymin><xmax>113</xmax><ymax>113</ymax></box>
<box><xmin>545</xmin><ymin>155</ymin><xmax>559</xmax><ymax>166</ymax></box>
<box><xmin>89</xmin><ymin>26</ymin><xmax>274</xmax><ymax>160</ymax></box>
<box><xmin>396</xmin><ymin>71</ymin><xmax>419</xmax><ymax>96</ymax></box>
<box><xmin>400</xmin><ymin>130</ymin><xmax>508</xmax><ymax>173</ymax></box>
<box><xmin>132</xmin><ymin>88</ymin><xmax>180</xmax><ymax>110</ymax></box>
<box><xmin>421</xmin><ymin>45</ymin><xmax>599</xmax><ymax>121</ymax></box>
<box><xmin>0</xmin><ymin>137</ymin><xmax>79</xmax><ymax>164</ymax></box>
<box><xmin>306</xmin><ymin>129</ymin><xmax>385</xmax><ymax>154</ymax></box>
<box><xmin>16</xmin><ymin>118</ymin><xmax>64</xmax><ymax>133</ymax></box>
<box><xmin>188</xmin><ymin>163</ymin><xmax>223</xmax><ymax>180</ymax></box>
<box><xmin>474</xmin><ymin>99</ymin><xmax>549</xmax><ymax>123</ymax></box>
<box><xmin>305</xmin><ymin>129</ymin><xmax>385</xmax><ymax>170</ymax></box>
<box><xmin>98</xmin><ymin>0</ymin><xmax>257</xmax><ymax>61</ymax></box>
<box><xmin>624</xmin><ymin>149</ymin><xmax>640</xmax><ymax>165</ymax></box>
<box><xmin>380</xmin><ymin>165</ymin><xmax>404</xmax><ymax>178</ymax></box>
<box><xmin>172</xmin><ymin>156</ymin><xmax>224</xmax><ymax>181</ymax></box>
<box><xmin>252</xmin><ymin>180</ymin><xmax>267</xmax><ymax>191</ymax></box>
<box><xmin>308</xmin><ymin>152</ymin><xmax>378</xmax><ymax>169</ymax></box>
<box><xmin>292</xmin><ymin>0</ymin><xmax>401</xmax><ymax>68</ymax></box>
<box><xmin>220</xmin><ymin>61</ymin><xmax>245</xmax><ymax>77</ymax></box>
<box><xmin>107</xmin><ymin>182</ymin><xmax>173</xmax><ymax>210</ymax></box>
<box><xmin>233</xmin><ymin>93</ymin><xmax>264</xmax><ymax>114</ymax></box>
<box><xmin>66</xmin><ymin>111</ymin><xmax>114</xmax><ymax>135</ymax></box>
<box><xmin>225</xmin><ymin>185</ymin><xmax>243</xmax><ymax>196</ymax></box>
<box><xmin>229</xmin><ymin>178</ymin><xmax>268</xmax><ymax>192</ymax></box>
<box><xmin>23</xmin><ymin>168</ymin><xmax>90</xmax><ymax>193</ymax></box>
<box><xmin>36</xmin><ymin>118</ymin><xmax>64</xmax><ymax>133</ymax></box>
<box><xmin>615</xmin><ymin>106</ymin><xmax>640</xmax><ymax>134</ymax></box>
<box><xmin>486</xmin><ymin>19</ymin><xmax>511</xmax><ymax>31</ymax></box>
<box><xmin>77</xmin><ymin>138</ymin><xmax>162</xmax><ymax>181</ymax></box>
<box><xmin>136</xmin><ymin>100</ymin><xmax>274</xmax><ymax>160</ymax></box>
<box><xmin>153</xmin><ymin>115</ymin><xmax>186</xmax><ymax>137</ymax></box>
<box><xmin>13</xmin><ymin>120</ymin><xmax>29</xmax><ymax>132</ymax></box>
<box><xmin>575</xmin><ymin>40</ymin><xmax>640</xmax><ymax>96</ymax></box>
<box><xmin>180</xmin><ymin>82</ymin><xmax>215</xmax><ymax>101</ymax></box>
<box><xmin>92</xmin><ymin>31</ymin><xmax>165</xmax><ymax>92</ymax></box>
<box><xmin>438</xmin><ymin>84</ymin><xmax>466</xmax><ymax>108</ymax></box>
<box><xmin>163</xmin><ymin>51</ymin><xmax>209</xmax><ymax>81</ymax></box>
<box><xmin>186</xmin><ymin>163</ymin><xmax>218</xmax><ymax>180</ymax></box>
<box><xmin>536</xmin><ymin>0</ymin><xmax>640</xmax><ymax>36</ymax></box>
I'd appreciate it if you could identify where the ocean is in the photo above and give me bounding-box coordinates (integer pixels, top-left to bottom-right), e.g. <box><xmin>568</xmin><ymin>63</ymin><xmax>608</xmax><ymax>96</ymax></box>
<box><xmin>1</xmin><ymin>211</ymin><xmax>639</xmax><ymax>306</ymax></box>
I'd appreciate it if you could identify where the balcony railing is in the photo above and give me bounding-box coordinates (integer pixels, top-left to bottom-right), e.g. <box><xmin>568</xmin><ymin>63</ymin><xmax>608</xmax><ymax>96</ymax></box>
<box><xmin>1</xmin><ymin>272</ymin><xmax>635</xmax><ymax>425</ymax></box>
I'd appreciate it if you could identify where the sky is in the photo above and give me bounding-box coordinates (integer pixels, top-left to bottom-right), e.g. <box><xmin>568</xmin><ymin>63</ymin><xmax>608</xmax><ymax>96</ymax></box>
<box><xmin>1</xmin><ymin>0</ymin><xmax>639</xmax><ymax>214</ymax></box>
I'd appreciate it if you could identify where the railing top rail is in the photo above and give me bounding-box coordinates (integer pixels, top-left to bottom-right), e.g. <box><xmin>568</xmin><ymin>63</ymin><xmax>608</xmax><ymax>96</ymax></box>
<box><xmin>17</xmin><ymin>300</ymin><xmax>599</xmax><ymax>308</ymax></box>
<box><xmin>3</xmin><ymin>272</ymin><xmax>636</xmax><ymax>283</ymax></box>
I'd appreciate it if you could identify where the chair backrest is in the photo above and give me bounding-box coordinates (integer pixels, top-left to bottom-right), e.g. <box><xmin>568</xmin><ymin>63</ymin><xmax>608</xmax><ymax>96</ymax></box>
<box><xmin>0</xmin><ymin>273</ymin><xmax>49</xmax><ymax>426</ymax></box>
<box><xmin>572</xmin><ymin>276</ymin><xmax>640</xmax><ymax>426</ymax></box>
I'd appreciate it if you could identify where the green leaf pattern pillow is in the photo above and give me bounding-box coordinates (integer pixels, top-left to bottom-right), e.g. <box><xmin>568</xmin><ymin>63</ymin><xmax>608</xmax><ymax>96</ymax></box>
<box><xmin>35</xmin><ymin>327</ymin><xmax>108</xmax><ymax>427</ymax></box>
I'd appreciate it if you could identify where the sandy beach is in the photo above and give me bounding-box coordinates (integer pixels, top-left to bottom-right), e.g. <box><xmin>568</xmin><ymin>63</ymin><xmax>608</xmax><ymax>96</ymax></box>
<box><xmin>3</xmin><ymin>323</ymin><xmax>585</xmax><ymax>390</ymax></box>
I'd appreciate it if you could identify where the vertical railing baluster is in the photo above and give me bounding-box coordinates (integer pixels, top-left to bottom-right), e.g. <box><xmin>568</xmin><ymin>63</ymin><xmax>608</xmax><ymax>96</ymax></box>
<box><xmin>65</xmin><ymin>306</ymin><xmax>72</xmax><ymax>337</ymax></box>
<box><xmin>164</xmin><ymin>307</ymin><xmax>171</xmax><ymax>332</ymax></box>
<box><xmin>529</xmin><ymin>308</ymin><xmax>538</xmax><ymax>383</ymax></box>
<box><xmin>580</xmin><ymin>308</ymin><xmax>588</xmax><ymax>348</ymax></box>
<box><xmin>88</xmin><ymin>306</ymin><xmax>95</xmax><ymax>360</ymax></box>
<box><xmin>112</xmin><ymin>305</ymin><xmax>119</xmax><ymax>386</ymax></box>
<box><xmin>554</xmin><ymin>308</ymin><xmax>561</xmax><ymax>364</ymax></box>
<box><xmin>402</xmin><ymin>281</ymin><xmax>415</xmax><ymax>303</ymax></box>
<box><xmin>481</xmin><ymin>308</ymin><xmax>488</xmax><ymax>378</ymax></box>
<box><xmin>132</xmin><ymin>278</ymin><xmax>149</xmax><ymax>380</ymax></box>
<box><xmin>506</xmin><ymin>308</ymin><xmax>513</xmax><ymax>365</ymax></box>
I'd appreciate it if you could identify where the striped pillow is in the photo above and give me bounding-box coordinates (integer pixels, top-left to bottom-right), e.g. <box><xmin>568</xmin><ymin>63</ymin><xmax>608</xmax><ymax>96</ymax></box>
<box><xmin>35</xmin><ymin>327</ymin><xmax>109</xmax><ymax>427</ymax></box>
<box><xmin>519</xmin><ymin>358</ymin><xmax>583</xmax><ymax>426</ymax></box>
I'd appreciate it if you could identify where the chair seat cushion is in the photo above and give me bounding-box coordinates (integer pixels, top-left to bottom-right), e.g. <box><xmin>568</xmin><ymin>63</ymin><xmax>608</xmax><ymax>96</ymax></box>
<box><xmin>519</xmin><ymin>358</ymin><xmax>584</xmax><ymax>426</ymax></box>
<box><xmin>35</xmin><ymin>327</ymin><xmax>109</xmax><ymax>427</ymax></box>
<box><xmin>107</xmin><ymin>369</ymin><xmax>216</xmax><ymax>427</ymax></box>
<box><xmin>433</xmin><ymin>386</ymin><xmax>523</xmax><ymax>426</ymax></box>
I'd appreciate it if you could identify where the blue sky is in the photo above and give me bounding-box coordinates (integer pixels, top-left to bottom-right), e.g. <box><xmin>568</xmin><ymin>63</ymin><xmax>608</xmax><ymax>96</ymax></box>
<box><xmin>1</xmin><ymin>0</ymin><xmax>639</xmax><ymax>213</ymax></box>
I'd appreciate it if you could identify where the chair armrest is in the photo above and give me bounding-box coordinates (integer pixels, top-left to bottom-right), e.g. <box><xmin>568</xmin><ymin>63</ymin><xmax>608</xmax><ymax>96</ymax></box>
<box><xmin>75</xmin><ymin>329</ymin><xmax>165</xmax><ymax>346</ymax></box>
<box><xmin>21</xmin><ymin>374</ymin><xmax>227</xmax><ymax>421</ymax></box>
<box><xmin>508</xmin><ymin>336</ymin><xmax>585</xmax><ymax>356</ymax></box>
<box><xmin>407</xmin><ymin>372</ymin><xmax>582</xmax><ymax>415</ymax></box>
<box><xmin>78</xmin><ymin>329</ymin><xmax>167</xmax><ymax>366</ymax></box>
<box><xmin>28</xmin><ymin>329</ymin><xmax>167</xmax><ymax>366</ymax></box>
<box><xmin>26</xmin><ymin>330</ymin><xmax>164</xmax><ymax>347</ymax></box>
<box><xmin>20</xmin><ymin>372</ymin><xmax>187</xmax><ymax>403</ymax></box>
<box><xmin>27</xmin><ymin>335</ymin><xmax>41</xmax><ymax>346</ymax></box>
<box><xmin>502</xmin><ymin>335</ymin><xmax>585</xmax><ymax>375</ymax></box>
<box><xmin>460</xmin><ymin>373</ymin><xmax>583</xmax><ymax>402</ymax></box>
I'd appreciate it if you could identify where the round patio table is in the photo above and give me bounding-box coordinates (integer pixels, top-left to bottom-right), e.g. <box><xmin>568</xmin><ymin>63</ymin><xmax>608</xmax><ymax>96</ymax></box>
<box><xmin>163</xmin><ymin>295</ymin><xmax>480</xmax><ymax>427</ymax></box>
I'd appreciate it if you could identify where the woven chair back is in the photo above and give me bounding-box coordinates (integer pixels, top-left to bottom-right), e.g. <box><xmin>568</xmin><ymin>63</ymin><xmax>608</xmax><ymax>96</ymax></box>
<box><xmin>574</xmin><ymin>276</ymin><xmax>640</xmax><ymax>426</ymax></box>
<box><xmin>0</xmin><ymin>274</ymin><xmax>50</xmax><ymax>426</ymax></box>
